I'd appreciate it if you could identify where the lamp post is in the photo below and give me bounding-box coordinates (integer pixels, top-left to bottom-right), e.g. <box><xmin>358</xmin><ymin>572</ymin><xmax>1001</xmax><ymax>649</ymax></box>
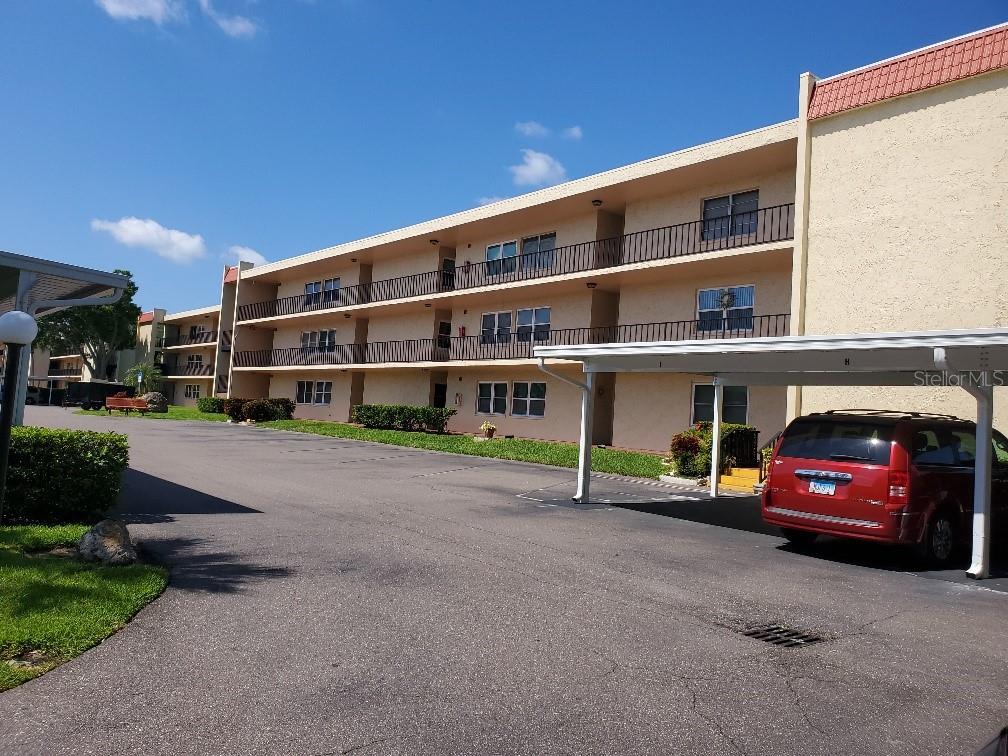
<box><xmin>0</xmin><ymin>311</ymin><xmax>39</xmax><ymax>525</ymax></box>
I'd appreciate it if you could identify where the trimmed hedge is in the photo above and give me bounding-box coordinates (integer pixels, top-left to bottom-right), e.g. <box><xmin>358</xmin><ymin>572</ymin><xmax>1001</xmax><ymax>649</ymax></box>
<box><xmin>223</xmin><ymin>397</ymin><xmax>295</xmax><ymax>422</ymax></box>
<box><xmin>3</xmin><ymin>427</ymin><xmax>129</xmax><ymax>525</ymax></box>
<box><xmin>351</xmin><ymin>404</ymin><xmax>456</xmax><ymax>433</ymax></box>
<box><xmin>197</xmin><ymin>396</ymin><xmax>226</xmax><ymax>414</ymax></box>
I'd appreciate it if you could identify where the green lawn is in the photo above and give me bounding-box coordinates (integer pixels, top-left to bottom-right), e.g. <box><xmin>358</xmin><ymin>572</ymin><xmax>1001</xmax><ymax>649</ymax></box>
<box><xmin>77</xmin><ymin>405</ymin><xmax>228</xmax><ymax>422</ymax></box>
<box><xmin>0</xmin><ymin>525</ymin><xmax>168</xmax><ymax>691</ymax></box>
<box><xmin>261</xmin><ymin>419</ymin><xmax>667</xmax><ymax>479</ymax></box>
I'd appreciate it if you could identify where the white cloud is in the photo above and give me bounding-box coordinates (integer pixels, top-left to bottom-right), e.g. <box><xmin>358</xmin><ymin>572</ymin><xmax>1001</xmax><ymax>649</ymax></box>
<box><xmin>94</xmin><ymin>0</ymin><xmax>183</xmax><ymax>23</ymax></box>
<box><xmin>477</xmin><ymin>196</ymin><xmax>506</xmax><ymax>206</ymax></box>
<box><xmin>91</xmin><ymin>217</ymin><xmax>206</xmax><ymax>264</ymax></box>
<box><xmin>225</xmin><ymin>244</ymin><xmax>267</xmax><ymax>265</ymax></box>
<box><xmin>561</xmin><ymin>125</ymin><xmax>583</xmax><ymax>141</ymax></box>
<box><xmin>514</xmin><ymin>121</ymin><xmax>550</xmax><ymax>138</ymax></box>
<box><xmin>509</xmin><ymin>149</ymin><xmax>567</xmax><ymax>187</ymax></box>
<box><xmin>197</xmin><ymin>0</ymin><xmax>257</xmax><ymax>37</ymax></box>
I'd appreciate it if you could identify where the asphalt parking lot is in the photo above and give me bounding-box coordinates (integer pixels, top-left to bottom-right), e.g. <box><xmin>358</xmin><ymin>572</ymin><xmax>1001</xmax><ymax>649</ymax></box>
<box><xmin>2</xmin><ymin>406</ymin><xmax>1006</xmax><ymax>755</ymax></box>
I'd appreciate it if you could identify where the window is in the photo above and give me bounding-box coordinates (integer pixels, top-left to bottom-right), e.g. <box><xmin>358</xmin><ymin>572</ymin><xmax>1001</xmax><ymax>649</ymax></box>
<box><xmin>702</xmin><ymin>190</ymin><xmax>759</xmax><ymax>240</ymax></box>
<box><xmin>321</xmin><ymin>278</ymin><xmax>340</xmax><ymax>306</ymax></box>
<box><xmin>994</xmin><ymin>432</ymin><xmax>1008</xmax><ymax>465</ymax></box>
<box><xmin>296</xmin><ymin>380</ymin><xmax>314</xmax><ymax>404</ymax></box>
<box><xmin>777</xmin><ymin>420</ymin><xmax>892</xmax><ymax>465</ymax></box>
<box><xmin>486</xmin><ymin>240</ymin><xmax>518</xmax><ymax>276</ymax></box>
<box><xmin>912</xmin><ymin>429</ymin><xmax>960</xmax><ymax>466</ymax></box>
<box><xmin>480</xmin><ymin>311</ymin><xmax>512</xmax><ymax>344</ymax></box>
<box><xmin>516</xmin><ymin>307</ymin><xmax>551</xmax><ymax>342</ymax></box>
<box><xmin>187</xmin><ymin>354</ymin><xmax>203</xmax><ymax>367</ymax></box>
<box><xmin>304</xmin><ymin>281</ymin><xmax>322</xmax><ymax>307</ymax></box>
<box><xmin>691</xmin><ymin>384</ymin><xmax>748</xmax><ymax>425</ymax></box>
<box><xmin>300</xmin><ymin>330</ymin><xmax>337</xmax><ymax>351</ymax></box>
<box><xmin>184</xmin><ymin>384</ymin><xmax>201</xmax><ymax>399</ymax></box>
<box><xmin>698</xmin><ymin>285</ymin><xmax>754</xmax><ymax>333</ymax></box>
<box><xmin>950</xmin><ymin>430</ymin><xmax>977</xmax><ymax>465</ymax></box>
<box><xmin>477</xmin><ymin>382</ymin><xmax>507</xmax><ymax>414</ymax></box>
<box><xmin>512</xmin><ymin>381</ymin><xmax>546</xmax><ymax>417</ymax></box>
<box><xmin>189</xmin><ymin>324</ymin><xmax>208</xmax><ymax>338</ymax></box>
<box><xmin>296</xmin><ymin>380</ymin><xmax>333</xmax><ymax>405</ymax></box>
<box><xmin>521</xmin><ymin>233</ymin><xmax>556</xmax><ymax>270</ymax></box>
<box><xmin>313</xmin><ymin>381</ymin><xmax>333</xmax><ymax>405</ymax></box>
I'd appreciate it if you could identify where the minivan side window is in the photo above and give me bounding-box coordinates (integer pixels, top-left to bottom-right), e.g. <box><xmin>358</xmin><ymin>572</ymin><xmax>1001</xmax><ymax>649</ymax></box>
<box><xmin>951</xmin><ymin>430</ymin><xmax>977</xmax><ymax>465</ymax></box>
<box><xmin>993</xmin><ymin>432</ymin><xmax>1008</xmax><ymax>465</ymax></box>
<box><xmin>912</xmin><ymin>429</ymin><xmax>960</xmax><ymax>466</ymax></box>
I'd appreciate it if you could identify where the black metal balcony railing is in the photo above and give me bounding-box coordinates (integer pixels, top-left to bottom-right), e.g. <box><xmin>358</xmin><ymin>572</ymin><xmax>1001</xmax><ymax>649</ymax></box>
<box><xmin>237</xmin><ymin>204</ymin><xmax>795</xmax><ymax>321</ymax></box>
<box><xmin>48</xmin><ymin>368</ymin><xmax>81</xmax><ymax>377</ymax></box>
<box><xmin>157</xmin><ymin>331</ymin><xmax>219</xmax><ymax>349</ymax></box>
<box><xmin>234</xmin><ymin>313</ymin><xmax>789</xmax><ymax>369</ymax></box>
<box><xmin>161</xmin><ymin>363</ymin><xmax>213</xmax><ymax>377</ymax></box>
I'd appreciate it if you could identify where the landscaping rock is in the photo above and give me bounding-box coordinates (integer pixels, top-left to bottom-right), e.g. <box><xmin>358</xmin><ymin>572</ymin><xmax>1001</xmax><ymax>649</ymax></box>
<box><xmin>141</xmin><ymin>392</ymin><xmax>168</xmax><ymax>413</ymax></box>
<box><xmin>77</xmin><ymin>519</ymin><xmax>138</xmax><ymax>565</ymax></box>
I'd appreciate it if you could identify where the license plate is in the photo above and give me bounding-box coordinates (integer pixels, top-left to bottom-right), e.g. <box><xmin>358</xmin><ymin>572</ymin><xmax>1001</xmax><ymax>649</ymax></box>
<box><xmin>809</xmin><ymin>480</ymin><xmax>836</xmax><ymax>495</ymax></box>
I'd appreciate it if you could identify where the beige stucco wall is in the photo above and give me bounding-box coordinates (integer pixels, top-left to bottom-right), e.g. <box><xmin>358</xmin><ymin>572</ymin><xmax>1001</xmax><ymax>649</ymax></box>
<box><xmin>368</xmin><ymin>249</ymin><xmax>441</xmax><ymax>283</ymax></box>
<box><xmin>363</xmin><ymin>371</ymin><xmax>432</xmax><ymax>407</ymax></box>
<box><xmin>442</xmin><ymin>365</ymin><xmax>586</xmax><ymax>443</ymax></box>
<box><xmin>617</xmin><ymin>253</ymin><xmax>792</xmax><ymax>326</ymax></box>
<box><xmin>624</xmin><ymin>167</ymin><xmax>795</xmax><ymax>235</ymax></box>
<box><xmin>801</xmin><ymin>69</ymin><xmax>1008</xmax><ymax>422</ymax></box>
<box><xmin>612</xmin><ymin>373</ymin><xmax>787</xmax><ymax>452</ymax></box>
<box><xmin>268</xmin><ymin>371</ymin><xmax>355</xmax><ymax>421</ymax></box>
<box><xmin>453</xmin><ymin>289</ymin><xmax>593</xmax><ymax>336</ymax></box>
<box><xmin>275</xmin><ymin>264</ymin><xmax>362</xmax><ymax>301</ymax></box>
<box><xmin>454</xmin><ymin>212</ymin><xmax>597</xmax><ymax>268</ymax></box>
<box><xmin>170</xmin><ymin>378</ymin><xmax>214</xmax><ymax>408</ymax></box>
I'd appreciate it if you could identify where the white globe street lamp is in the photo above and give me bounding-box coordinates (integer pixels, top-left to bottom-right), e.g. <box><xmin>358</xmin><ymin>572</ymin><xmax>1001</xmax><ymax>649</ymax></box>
<box><xmin>0</xmin><ymin>310</ymin><xmax>39</xmax><ymax>524</ymax></box>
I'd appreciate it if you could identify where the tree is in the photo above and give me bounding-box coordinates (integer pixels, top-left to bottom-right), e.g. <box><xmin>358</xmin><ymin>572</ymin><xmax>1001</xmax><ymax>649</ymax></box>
<box><xmin>34</xmin><ymin>270</ymin><xmax>142</xmax><ymax>380</ymax></box>
<box><xmin>122</xmin><ymin>358</ymin><xmax>162</xmax><ymax>395</ymax></box>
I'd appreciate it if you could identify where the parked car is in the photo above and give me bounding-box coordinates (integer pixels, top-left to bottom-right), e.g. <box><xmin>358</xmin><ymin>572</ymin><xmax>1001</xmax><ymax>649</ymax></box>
<box><xmin>63</xmin><ymin>381</ymin><xmax>134</xmax><ymax>411</ymax></box>
<box><xmin>761</xmin><ymin>410</ymin><xmax>1008</xmax><ymax>564</ymax></box>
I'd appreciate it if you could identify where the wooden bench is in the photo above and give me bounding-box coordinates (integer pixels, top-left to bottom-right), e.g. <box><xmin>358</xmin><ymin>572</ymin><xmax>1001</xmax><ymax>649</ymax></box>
<box><xmin>105</xmin><ymin>397</ymin><xmax>149</xmax><ymax>415</ymax></box>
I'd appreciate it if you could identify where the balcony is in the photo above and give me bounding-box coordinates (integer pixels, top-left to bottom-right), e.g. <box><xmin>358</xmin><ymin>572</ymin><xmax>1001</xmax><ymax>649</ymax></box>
<box><xmin>161</xmin><ymin>363</ymin><xmax>213</xmax><ymax>377</ymax></box>
<box><xmin>157</xmin><ymin>331</ymin><xmax>219</xmax><ymax>349</ymax></box>
<box><xmin>47</xmin><ymin>368</ymin><xmax>81</xmax><ymax>377</ymax></box>
<box><xmin>236</xmin><ymin>204</ymin><xmax>795</xmax><ymax>322</ymax></box>
<box><xmin>233</xmin><ymin>313</ymin><xmax>790</xmax><ymax>368</ymax></box>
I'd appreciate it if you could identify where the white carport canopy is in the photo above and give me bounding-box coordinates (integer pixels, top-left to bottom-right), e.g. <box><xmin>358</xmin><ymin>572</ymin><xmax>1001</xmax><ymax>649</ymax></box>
<box><xmin>0</xmin><ymin>250</ymin><xmax>129</xmax><ymax>424</ymax></box>
<box><xmin>536</xmin><ymin>327</ymin><xmax>1008</xmax><ymax>579</ymax></box>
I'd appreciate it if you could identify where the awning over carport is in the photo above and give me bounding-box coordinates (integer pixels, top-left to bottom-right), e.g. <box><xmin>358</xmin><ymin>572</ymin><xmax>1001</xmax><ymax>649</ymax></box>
<box><xmin>0</xmin><ymin>250</ymin><xmax>129</xmax><ymax>423</ymax></box>
<box><xmin>536</xmin><ymin>327</ymin><xmax>1008</xmax><ymax>579</ymax></box>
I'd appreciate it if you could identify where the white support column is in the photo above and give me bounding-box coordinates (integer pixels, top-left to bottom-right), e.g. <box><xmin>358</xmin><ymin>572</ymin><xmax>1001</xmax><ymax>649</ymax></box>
<box><xmin>574</xmin><ymin>371</ymin><xmax>596</xmax><ymax>503</ymax></box>
<box><xmin>13</xmin><ymin>271</ymin><xmax>36</xmax><ymax>426</ymax></box>
<box><xmin>965</xmin><ymin>375</ymin><xmax>993</xmax><ymax>579</ymax></box>
<box><xmin>709</xmin><ymin>379</ymin><xmax>723</xmax><ymax>498</ymax></box>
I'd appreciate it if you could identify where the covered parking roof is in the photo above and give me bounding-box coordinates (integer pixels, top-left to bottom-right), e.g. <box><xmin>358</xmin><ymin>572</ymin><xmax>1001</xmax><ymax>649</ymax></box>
<box><xmin>536</xmin><ymin>327</ymin><xmax>1008</xmax><ymax>579</ymax></box>
<box><xmin>0</xmin><ymin>250</ymin><xmax>128</xmax><ymax>318</ymax></box>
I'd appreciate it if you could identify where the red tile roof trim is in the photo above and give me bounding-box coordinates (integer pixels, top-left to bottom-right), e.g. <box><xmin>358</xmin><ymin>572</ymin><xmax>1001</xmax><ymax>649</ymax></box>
<box><xmin>223</xmin><ymin>266</ymin><xmax>238</xmax><ymax>284</ymax></box>
<box><xmin>809</xmin><ymin>25</ymin><xmax>1008</xmax><ymax>120</ymax></box>
<box><xmin>138</xmin><ymin>311</ymin><xmax>155</xmax><ymax>324</ymax></box>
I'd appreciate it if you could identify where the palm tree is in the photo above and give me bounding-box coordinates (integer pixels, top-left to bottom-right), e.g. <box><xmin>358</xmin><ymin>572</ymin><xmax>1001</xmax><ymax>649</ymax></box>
<box><xmin>122</xmin><ymin>358</ymin><xmax>163</xmax><ymax>395</ymax></box>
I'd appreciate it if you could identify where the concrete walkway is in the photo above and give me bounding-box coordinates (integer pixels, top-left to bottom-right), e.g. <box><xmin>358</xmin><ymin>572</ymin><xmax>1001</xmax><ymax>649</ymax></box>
<box><xmin>2</xmin><ymin>407</ymin><xmax>1006</xmax><ymax>755</ymax></box>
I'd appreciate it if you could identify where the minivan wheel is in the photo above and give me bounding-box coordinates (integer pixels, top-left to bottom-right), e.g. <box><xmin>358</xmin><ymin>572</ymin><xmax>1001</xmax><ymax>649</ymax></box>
<box><xmin>918</xmin><ymin>512</ymin><xmax>957</xmax><ymax>566</ymax></box>
<box><xmin>780</xmin><ymin>527</ymin><xmax>818</xmax><ymax>547</ymax></box>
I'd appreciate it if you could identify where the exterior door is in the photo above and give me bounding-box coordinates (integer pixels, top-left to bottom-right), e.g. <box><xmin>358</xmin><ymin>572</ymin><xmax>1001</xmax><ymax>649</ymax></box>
<box><xmin>432</xmin><ymin>383</ymin><xmax>447</xmax><ymax>409</ymax></box>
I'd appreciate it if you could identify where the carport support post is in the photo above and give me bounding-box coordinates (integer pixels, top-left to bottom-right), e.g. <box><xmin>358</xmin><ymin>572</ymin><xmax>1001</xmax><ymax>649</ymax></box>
<box><xmin>964</xmin><ymin>375</ymin><xmax>993</xmax><ymax>579</ymax></box>
<box><xmin>574</xmin><ymin>371</ymin><xmax>596</xmax><ymax>503</ymax></box>
<box><xmin>709</xmin><ymin>380</ymin><xmax>723</xmax><ymax>498</ymax></box>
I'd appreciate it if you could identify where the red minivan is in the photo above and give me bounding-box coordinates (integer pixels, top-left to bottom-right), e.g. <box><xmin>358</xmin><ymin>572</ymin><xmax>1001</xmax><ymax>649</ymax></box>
<box><xmin>762</xmin><ymin>410</ymin><xmax>1008</xmax><ymax>564</ymax></box>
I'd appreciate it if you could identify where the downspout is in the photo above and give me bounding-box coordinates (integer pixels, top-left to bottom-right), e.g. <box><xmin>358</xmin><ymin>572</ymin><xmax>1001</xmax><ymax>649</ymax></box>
<box><xmin>538</xmin><ymin>358</ymin><xmax>594</xmax><ymax>503</ymax></box>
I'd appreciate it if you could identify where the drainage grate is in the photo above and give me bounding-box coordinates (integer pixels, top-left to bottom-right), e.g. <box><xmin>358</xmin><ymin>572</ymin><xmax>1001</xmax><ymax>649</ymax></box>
<box><xmin>740</xmin><ymin>624</ymin><xmax>825</xmax><ymax>648</ymax></box>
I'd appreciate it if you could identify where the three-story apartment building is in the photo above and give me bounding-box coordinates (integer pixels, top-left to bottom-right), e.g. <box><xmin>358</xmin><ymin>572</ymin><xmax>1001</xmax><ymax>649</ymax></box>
<box><xmin>159</xmin><ymin>23</ymin><xmax>1008</xmax><ymax>451</ymax></box>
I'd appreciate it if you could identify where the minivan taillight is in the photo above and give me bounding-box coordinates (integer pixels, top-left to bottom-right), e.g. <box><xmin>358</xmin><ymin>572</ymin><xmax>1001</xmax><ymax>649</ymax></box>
<box><xmin>888</xmin><ymin>470</ymin><xmax>909</xmax><ymax>507</ymax></box>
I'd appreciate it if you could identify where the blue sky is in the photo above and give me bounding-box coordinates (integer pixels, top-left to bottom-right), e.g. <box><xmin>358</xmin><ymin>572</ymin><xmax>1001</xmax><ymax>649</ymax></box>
<box><xmin>1</xmin><ymin>1</ymin><xmax>1004</xmax><ymax>312</ymax></box>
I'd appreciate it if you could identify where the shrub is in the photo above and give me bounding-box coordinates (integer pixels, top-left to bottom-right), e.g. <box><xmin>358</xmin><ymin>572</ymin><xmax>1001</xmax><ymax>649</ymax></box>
<box><xmin>222</xmin><ymin>398</ymin><xmax>249</xmax><ymax>422</ymax></box>
<box><xmin>267</xmin><ymin>397</ymin><xmax>295</xmax><ymax>420</ymax></box>
<box><xmin>351</xmin><ymin>404</ymin><xmax>456</xmax><ymax>433</ymax></box>
<box><xmin>242</xmin><ymin>398</ymin><xmax>278</xmax><ymax>422</ymax></box>
<box><xmin>3</xmin><ymin>427</ymin><xmax>129</xmax><ymax>525</ymax></box>
<box><xmin>197</xmin><ymin>396</ymin><xmax>226</xmax><ymax>414</ymax></box>
<box><xmin>667</xmin><ymin>422</ymin><xmax>757</xmax><ymax>478</ymax></box>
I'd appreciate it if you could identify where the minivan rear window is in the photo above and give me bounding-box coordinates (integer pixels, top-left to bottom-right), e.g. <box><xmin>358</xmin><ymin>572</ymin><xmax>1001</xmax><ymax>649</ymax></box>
<box><xmin>776</xmin><ymin>419</ymin><xmax>893</xmax><ymax>465</ymax></box>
